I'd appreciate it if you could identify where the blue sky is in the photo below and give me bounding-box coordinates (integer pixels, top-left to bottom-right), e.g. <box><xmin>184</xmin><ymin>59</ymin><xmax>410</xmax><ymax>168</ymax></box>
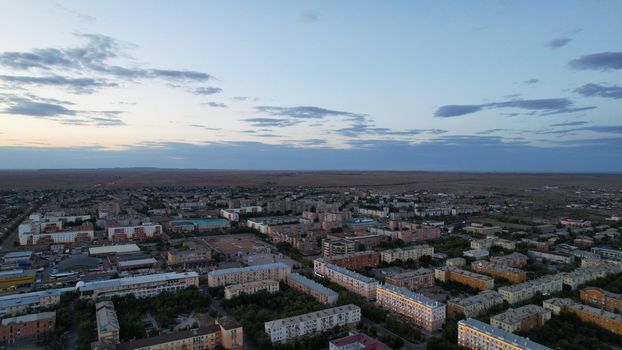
<box><xmin>0</xmin><ymin>1</ymin><xmax>621</xmax><ymax>171</ymax></box>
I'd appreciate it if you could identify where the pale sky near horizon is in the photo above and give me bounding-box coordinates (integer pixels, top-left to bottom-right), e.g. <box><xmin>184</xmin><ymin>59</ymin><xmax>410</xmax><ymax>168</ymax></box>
<box><xmin>0</xmin><ymin>1</ymin><xmax>621</xmax><ymax>171</ymax></box>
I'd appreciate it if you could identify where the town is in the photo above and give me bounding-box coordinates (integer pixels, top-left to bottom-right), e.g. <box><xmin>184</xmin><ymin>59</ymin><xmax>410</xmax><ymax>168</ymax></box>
<box><xmin>0</xmin><ymin>173</ymin><xmax>620</xmax><ymax>350</ymax></box>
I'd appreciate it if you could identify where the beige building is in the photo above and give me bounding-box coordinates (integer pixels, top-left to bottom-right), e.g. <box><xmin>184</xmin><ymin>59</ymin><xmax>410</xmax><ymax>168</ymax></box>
<box><xmin>286</xmin><ymin>273</ymin><xmax>338</xmax><ymax>305</ymax></box>
<box><xmin>458</xmin><ymin>318</ymin><xmax>552</xmax><ymax>350</ymax></box>
<box><xmin>314</xmin><ymin>259</ymin><xmax>378</xmax><ymax>300</ymax></box>
<box><xmin>490</xmin><ymin>305</ymin><xmax>551</xmax><ymax>333</ymax></box>
<box><xmin>384</xmin><ymin>268</ymin><xmax>434</xmax><ymax>290</ymax></box>
<box><xmin>376</xmin><ymin>284</ymin><xmax>446</xmax><ymax>332</ymax></box>
<box><xmin>434</xmin><ymin>267</ymin><xmax>494</xmax><ymax>290</ymax></box>
<box><xmin>224</xmin><ymin>280</ymin><xmax>280</xmax><ymax>300</ymax></box>
<box><xmin>490</xmin><ymin>252</ymin><xmax>528</xmax><ymax>268</ymax></box>
<box><xmin>497</xmin><ymin>275</ymin><xmax>563</xmax><ymax>304</ymax></box>
<box><xmin>447</xmin><ymin>290</ymin><xmax>504</xmax><ymax>318</ymax></box>
<box><xmin>76</xmin><ymin>272</ymin><xmax>199</xmax><ymax>299</ymax></box>
<box><xmin>207</xmin><ymin>262</ymin><xmax>291</xmax><ymax>287</ymax></box>
<box><xmin>380</xmin><ymin>245</ymin><xmax>434</xmax><ymax>263</ymax></box>
<box><xmin>264</xmin><ymin>304</ymin><xmax>360</xmax><ymax>343</ymax></box>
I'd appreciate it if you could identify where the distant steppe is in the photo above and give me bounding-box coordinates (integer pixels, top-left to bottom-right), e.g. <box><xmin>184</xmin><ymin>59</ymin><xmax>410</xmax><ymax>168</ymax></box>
<box><xmin>0</xmin><ymin>169</ymin><xmax>620</xmax><ymax>191</ymax></box>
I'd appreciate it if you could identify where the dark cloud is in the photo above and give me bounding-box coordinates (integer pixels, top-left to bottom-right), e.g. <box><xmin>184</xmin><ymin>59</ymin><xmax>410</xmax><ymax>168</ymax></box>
<box><xmin>189</xmin><ymin>124</ymin><xmax>221</xmax><ymax>131</ymax></box>
<box><xmin>523</xmin><ymin>79</ymin><xmax>539</xmax><ymax>84</ymax></box>
<box><xmin>0</xmin><ymin>74</ymin><xmax>116</xmax><ymax>93</ymax></box>
<box><xmin>297</xmin><ymin>139</ymin><xmax>326</xmax><ymax>146</ymax></box>
<box><xmin>546</xmin><ymin>37</ymin><xmax>572</xmax><ymax>49</ymax></box>
<box><xmin>476</xmin><ymin>128</ymin><xmax>508</xmax><ymax>135</ymax></box>
<box><xmin>570</xmin><ymin>52</ymin><xmax>622</xmax><ymax>71</ymax></box>
<box><xmin>203</xmin><ymin>102</ymin><xmax>227</xmax><ymax>108</ymax></box>
<box><xmin>574</xmin><ymin>83</ymin><xmax>622</xmax><ymax>99</ymax></box>
<box><xmin>244</xmin><ymin>118</ymin><xmax>301</xmax><ymax>127</ymax></box>
<box><xmin>435</xmin><ymin>98</ymin><xmax>595</xmax><ymax>118</ymax></box>
<box><xmin>3</xmin><ymin>100</ymin><xmax>76</xmax><ymax>117</ymax></box>
<box><xmin>0</xmin><ymin>33</ymin><xmax>214</xmax><ymax>93</ymax></box>
<box><xmin>550</xmin><ymin>121</ymin><xmax>587</xmax><ymax>127</ymax></box>
<box><xmin>190</xmin><ymin>87</ymin><xmax>222</xmax><ymax>95</ymax></box>
<box><xmin>540</xmin><ymin>125</ymin><xmax>622</xmax><ymax>135</ymax></box>
<box><xmin>300</xmin><ymin>11</ymin><xmax>320</xmax><ymax>22</ymax></box>
<box><xmin>255</xmin><ymin>105</ymin><xmax>366</xmax><ymax>120</ymax></box>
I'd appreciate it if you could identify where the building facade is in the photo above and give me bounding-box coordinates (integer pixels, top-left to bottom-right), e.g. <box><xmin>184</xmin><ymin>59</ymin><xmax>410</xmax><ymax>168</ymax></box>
<box><xmin>434</xmin><ymin>267</ymin><xmax>494</xmax><ymax>291</ymax></box>
<box><xmin>286</xmin><ymin>273</ymin><xmax>338</xmax><ymax>305</ymax></box>
<box><xmin>76</xmin><ymin>272</ymin><xmax>199</xmax><ymax>299</ymax></box>
<box><xmin>376</xmin><ymin>284</ymin><xmax>446</xmax><ymax>332</ymax></box>
<box><xmin>458</xmin><ymin>318</ymin><xmax>552</xmax><ymax>350</ymax></box>
<box><xmin>224</xmin><ymin>280</ymin><xmax>280</xmax><ymax>300</ymax></box>
<box><xmin>0</xmin><ymin>311</ymin><xmax>56</xmax><ymax>345</ymax></box>
<box><xmin>207</xmin><ymin>262</ymin><xmax>292</xmax><ymax>287</ymax></box>
<box><xmin>490</xmin><ymin>305</ymin><xmax>551</xmax><ymax>333</ymax></box>
<box><xmin>447</xmin><ymin>290</ymin><xmax>504</xmax><ymax>319</ymax></box>
<box><xmin>384</xmin><ymin>268</ymin><xmax>434</xmax><ymax>290</ymax></box>
<box><xmin>314</xmin><ymin>260</ymin><xmax>378</xmax><ymax>300</ymax></box>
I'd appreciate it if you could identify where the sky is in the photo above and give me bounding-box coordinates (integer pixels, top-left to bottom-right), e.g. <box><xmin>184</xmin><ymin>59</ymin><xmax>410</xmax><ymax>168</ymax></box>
<box><xmin>0</xmin><ymin>1</ymin><xmax>621</xmax><ymax>172</ymax></box>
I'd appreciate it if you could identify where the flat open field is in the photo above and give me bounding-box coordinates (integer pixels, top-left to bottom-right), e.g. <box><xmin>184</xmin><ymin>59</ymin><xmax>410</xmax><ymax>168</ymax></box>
<box><xmin>0</xmin><ymin>169</ymin><xmax>620</xmax><ymax>191</ymax></box>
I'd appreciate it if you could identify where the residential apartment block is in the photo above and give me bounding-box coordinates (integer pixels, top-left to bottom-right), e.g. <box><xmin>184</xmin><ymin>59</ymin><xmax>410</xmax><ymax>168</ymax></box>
<box><xmin>580</xmin><ymin>287</ymin><xmax>622</xmax><ymax>312</ymax></box>
<box><xmin>0</xmin><ymin>311</ymin><xmax>56</xmax><ymax>345</ymax></box>
<box><xmin>286</xmin><ymin>273</ymin><xmax>338</xmax><ymax>305</ymax></box>
<box><xmin>207</xmin><ymin>262</ymin><xmax>292</xmax><ymax>287</ymax></box>
<box><xmin>384</xmin><ymin>268</ymin><xmax>434</xmax><ymax>290</ymax></box>
<box><xmin>527</xmin><ymin>250</ymin><xmax>574</xmax><ymax>264</ymax></box>
<box><xmin>490</xmin><ymin>252</ymin><xmax>528</xmax><ymax>268</ymax></box>
<box><xmin>76</xmin><ymin>272</ymin><xmax>199</xmax><ymax>299</ymax></box>
<box><xmin>434</xmin><ymin>267</ymin><xmax>494</xmax><ymax>291</ymax></box>
<box><xmin>497</xmin><ymin>275</ymin><xmax>563</xmax><ymax>304</ymax></box>
<box><xmin>224</xmin><ymin>280</ymin><xmax>280</xmax><ymax>300</ymax></box>
<box><xmin>376</xmin><ymin>284</ymin><xmax>446</xmax><ymax>332</ymax></box>
<box><xmin>264</xmin><ymin>304</ymin><xmax>361</xmax><ymax>343</ymax></box>
<box><xmin>471</xmin><ymin>261</ymin><xmax>527</xmax><ymax>283</ymax></box>
<box><xmin>591</xmin><ymin>247</ymin><xmax>622</xmax><ymax>260</ymax></box>
<box><xmin>108</xmin><ymin>223</ymin><xmax>162</xmax><ymax>242</ymax></box>
<box><xmin>314</xmin><ymin>260</ymin><xmax>378</xmax><ymax>300</ymax></box>
<box><xmin>447</xmin><ymin>290</ymin><xmax>504</xmax><ymax>318</ymax></box>
<box><xmin>0</xmin><ymin>287</ymin><xmax>73</xmax><ymax>317</ymax></box>
<box><xmin>327</xmin><ymin>251</ymin><xmax>380</xmax><ymax>269</ymax></box>
<box><xmin>490</xmin><ymin>305</ymin><xmax>551</xmax><ymax>333</ymax></box>
<box><xmin>560</xmin><ymin>265</ymin><xmax>622</xmax><ymax>290</ymax></box>
<box><xmin>458</xmin><ymin>318</ymin><xmax>552</xmax><ymax>350</ymax></box>
<box><xmin>544</xmin><ymin>298</ymin><xmax>622</xmax><ymax>336</ymax></box>
<box><xmin>167</xmin><ymin>238</ymin><xmax>213</xmax><ymax>267</ymax></box>
<box><xmin>96</xmin><ymin>301</ymin><xmax>120</xmax><ymax>343</ymax></box>
<box><xmin>323</xmin><ymin>239</ymin><xmax>356</xmax><ymax>257</ymax></box>
<box><xmin>380</xmin><ymin>245</ymin><xmax>434</xmax><ymax>263</ymax></box>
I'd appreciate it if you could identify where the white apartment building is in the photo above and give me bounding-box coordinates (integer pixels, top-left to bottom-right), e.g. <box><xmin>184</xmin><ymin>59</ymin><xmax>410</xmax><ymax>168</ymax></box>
<box><xmin>224</xmin><ymin>280</ymin><xmax>280</xmax><ymax>300</ymax></box>
<box><xmin>207</xmin><ymin>262</ymin><xmax>292</xmax><ymax>287</ymax></box>
<box><xmin>380</xmin><ymin>245</ymin><xmax>434</xmax><ymax>263</ymax></box>
<box><xmin>447</xmin><ymin>290</ymin><xmax>504</xmax><ymax>318</ymax></box>
<box><xmin>107</xmin><ymin>223</ymin><xmax>162</xmax><ymax>241</ymax></box>
<box><xmin>76</xmin><ymin>272</ymin><xmax>199</xmax><ymax>299</ymax></box>
<box><xmin>497</xmin><ymin>275</ymin><xmax>563</xmax><ymax>304</ymax></box>
<box><xmin>376</xmin><ymin>284</ymin><xmax>446</xmax><ymax>332</ymax></box>
<box><xmin>458</xmin><ymin>318</ymin><xmax>552</xmax><ymax>350</ymax></box>
<box><xmin>264</xmin><ymin>304</ymin><xmax>361</xmax><ymax>343</ymax></box>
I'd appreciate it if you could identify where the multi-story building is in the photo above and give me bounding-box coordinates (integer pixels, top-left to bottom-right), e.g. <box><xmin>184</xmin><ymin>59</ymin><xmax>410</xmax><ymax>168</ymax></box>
<box><xmin>376</xmin><ymin>284</ymin><xmax>446</xmax><ymax>332</ymax></box>
<box><xmin>108</xmin><ymin>223</ymin><xmax>162</xmax><ymax>242</ymax></box>
<box><xmin>327</xmin><ymin>251</ymin><xmax>380</xmax><ymax>269</ymax></box>
<box><xmin>264</xmin><ymin>304</ymin><xmax>360</xmax><ymax>343</ymax></box>
<box><xmin>0</xmin><ymin>311</ymin><xmax>56</xmax><ymax>345</ymax></box>
<box><xmin>446</xmin><ymin>257</ymin><xmax>466</xmax><ymax>268</ymax></box>
<box><xmin>167</xmin><ymin>238</ymin><xmax>212</xmax><ymax>267</ymax></box>
<box><xmin>447</xmin><ymin>290</ymin><xmax>504</xmax><ymax>318</ymax></box>
<box><xmin>458</xmin><ymin>318</ymin><xmax>552</xmax><ymax>350</ymax></box>
<box><xmin>0</xmin><ymin>287</ymin><xmax>73</xmax><ymax>317</ymax></box>
<box><xmin>463</xmin><ymin>224</ymin><xmax>502</xmax><ymax>235</ymax></box>
<box><xmin>323</xmin><ymin>239</ymin><xmax>357</xmax><ymax>257</ymax></box>
<box><xmin>384</xmin><ymin>268</ymin><xmax>434</xmax><ymax>290</ymax></box>
<box><xmin>314</xmin><ymin>260</ymin><xmax>378</xmax><ymax>300</ymax></box>
<box><xmin>434</xmin><ymin>267</ymin><xmax>494</xmax><ymax>291</ymax></box>
<box><xmin>224</xmin><ymin>280</ymin><xmax>280</xmax><ymax>300</ymax></box>
<box><xmin>559</xmin><ymin>265</ymin><xmax>622</xmax><ymax>290</ymax></box>
<box><xmin>591</xmin><ymin>247</ymin><xmax>622</xmax><ymax>261</ymax></box>
<box><xmin>286</xmin><ymin>273</ymin><xmax>338</xmax><ymax>305</ymax></box>
<box><xmin>490</xmin><ymin>253</ymin><xmax>528</xmax><ymax>268</ymax></box>
<box><xmin>168</xmin><ymin>218</ymin><xmax>229</xmax><ymax>232</ymax></box>
<box><xmin>381</xmin><ymin>245</ymin><xmax>434</xmax><ymax>263</ymax></box>
<box><xmin>76</xmin><ymin>272</ymin><xmax>199</xmax><ymax>299</ymax></box>
<box><xmin>207</xmin><ymin>262</ymin><xmax>292</xmax><ymax>287</ymax></box>
<box><xmin>118</xmin><ymin>318</ymin><xmax>243</xmax><ymax>350</ymax></box>
<box><xmin>490</xmin><ymin>305</ymin><xmax>551</xmax><ymax>333</ymax></box>
<box><xmin>560</xmin><ymin>218</ymin><xmax>592</xmax><ymax>228</ymax></box>
<box><xmin>329</xmin><ymin>333</ymin><xmax>391</xmax><ymax>350</ymax></box>
<box><xmin>18</xmin><ymin>218</ymin><xmax>94</xmax><ymax>245</ymax></box>
<box><xmin>498</xmin><ymin>275</ymin><xmax>563</xmax><ymax>304</ymax></box>
<box><xmin>580</xmin><ymin>287</ymin><xmax>622</xmax><ymax>312</ymax></box>
<box><xmin>471</xmin><ymin>261</ymin><xmax>527</xmax><ymax>283</ymax></box>
<box><xmin>463</xmin><ymin>249</ymin><xmax>490</xmax><ymax>260</ymax></box>
<box><xmin>246</xmin><ymin>216</ymin><xmax>299</xmax><ymax>235</ymax></box>
<box><xmin>544</xmin><ymin>298</ymin><xmax>622</xmax><ymax>336</ymax></box>
<box><xmin>220</xmin><ymin>206</ymin><xmax>263</xmax><ymax>222</ymax></box>
<box><xmin>96</xmin><ymin>301</ymin><xmax>120</xmax><ymax>343</ymax></box>
<box><xmin>527</xmin><ymin>250</ymin><xmax>574</xmax><ymax>264</ymax></box>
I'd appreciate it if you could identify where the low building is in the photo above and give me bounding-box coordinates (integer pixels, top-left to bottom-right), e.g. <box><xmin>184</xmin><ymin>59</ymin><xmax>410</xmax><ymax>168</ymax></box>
<box><xmin>207</xmin><ymin>262</ymin><xmax>292</xmax><ymax>287</ymax></box>
<box><xmin>498</xmin><ymin>275</ymin><xmax>563</xmax><ymax>304</ymax></box>
<box><xmin>376</xmin><ymin>284</ymin><xmax>446</xmax><ymax>332</ymax></box>
<box><xmin>447</xmin><ymin>290</ymin><xmax>504</xmax><ymax>318</ymax></box>
<box><xmin>96</xmin><ymin>301</ymin><xmax>120</xmax><ymax>343</ymax></box>
<box><xmin>118</xmin><ymin>318</ymin><xmax>243</xmax><ymax>350</ymax></box>
<box><xmin>0</xmin><ymin>311</ymin><xmax>56</xmax><ymax>345</ymax></box>
<box><xmin>0</xmin><ymin>269</ymin><xmax>36</xmax><ymax>292</ymax></box>
<box><xmin>544</xmin><ymin>298</ymin><xmax>622</xmax><ymax>336</ymax></box>
<box><xmin>384</xmin><ymin>268</ymin><xmax>434</xmax><ymax>290</ymax></box>
<box><xmin>314</xmin><ymin>260</ymin><xmax>378</xmax><ymax>300</ymax></box>
<box><xmin>264</xmin><ymin>304</ymin><xmax>361</xmax><ymax>343</ymax></box>
<box><xmin>329</xmin><ymin>332</ymin><xmax>391</xmax><ymax>350</ymax></box>
<box><xmin>89</xmin><ymin>244</ymin><xmax>141</xmax><ymax>257</ymax></box>
<box><xmin>580</xmin><ymin>287</ymin><xmax>622</xmax><ymax>312</ymax></box>
<box><xmin>446</xmin><ymin>257</ymin><xmax>466</xmax><ymax>268</ymax></box>
<box><xmin>471</xmin><ymin>261</ymin><xmax>527</xmax><ymax>283</ymax></box>
<box><xmin>169</xmin><ymin>218</ymin><xmax>229</xmax><ymax>232</ymax></box>
<box><xmin>0</xmin><ymin>287</ymin><xmax>73</xmax><ymax>317</ymax></box>
<box><xmin>2</xmin><ymin>251</ymin><xmax>33</xmax><ymax>264</ymax></box>
<box><xmin>591</xmin><ymin>247</ymin><xmax>622</xmax><ymax>260</ymax></box>
<box><xmin>528</xmin><ymin>250</ymin><xmax>574</xmax><ymax>264</ymax></box>
<box><xmin>328</xmin><ymin>251</ymin><xmax>380</xmax><ymax>269</ymax></box>
<box><xmin>286</xmin><ymin>273</ymin><xmax>338</xmax><ymax>305</ymax></box>
<box><xmin>224</xmin><ymin>280</ymin><xmax>280</xmax><ymax>300</ymax></box>
<box><xmin>381</xmin><ymin>245</ymin><xmax>434</xmax><ymax>263</ymax></box>
<box><xmin>490</xmin><ymin>305</ymin><xmax>551</xmax><ymax>333</ymax></box>
<box><xmin>458</xmin><ymin>318</ymin><xmax>552</xmax><ymax>350</ymax></box>
<box><xmin>434</xmin><ymin>267</ymin><xmax>494</xmax><ymax>290</ymax></box>
<box><xmin>463</xmin><ymin>249</ymin><xmax>489</xmax><ymax>260</ymax></box>
<box><xmin>76</xmin><ymin>272</ymin><xmax>199</xmax><ymax>299</ymax></box>
<box><xmin>490</xmin><ymin>252</ymin><xmax>528</xmax><ymax>268</ymax></box>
